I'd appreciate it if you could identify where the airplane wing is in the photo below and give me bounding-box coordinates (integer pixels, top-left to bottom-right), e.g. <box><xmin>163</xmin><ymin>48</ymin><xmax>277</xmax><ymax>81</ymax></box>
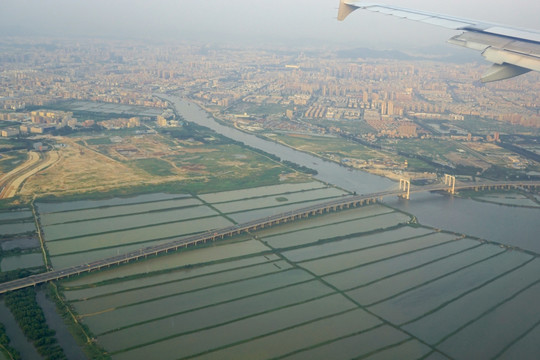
<box><xmin>338</xmin><ymin>0</ymin><xmax>540</xmax><ymax>82</ymax></box>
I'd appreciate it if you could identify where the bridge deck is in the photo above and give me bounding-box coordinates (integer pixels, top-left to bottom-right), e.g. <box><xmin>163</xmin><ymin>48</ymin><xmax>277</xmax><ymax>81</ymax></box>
<box><xmin>0</xmin><ymin>180</ymin><xmax>538</xmax><ymax>295</ymax></box>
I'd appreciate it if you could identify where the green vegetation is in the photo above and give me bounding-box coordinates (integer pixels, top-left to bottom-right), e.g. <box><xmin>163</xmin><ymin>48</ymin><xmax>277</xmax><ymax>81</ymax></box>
<box><xmin>499</xmin><ymin>141</ymin><xmax>540</xmax><ymax>163</ymax></box>
<box><xmin>243</xmin><ymin>143</ymin><xmax>280</xmax><ymax>162</ymax></box>
<box><xmin>213</xmin><ymin>136</ymin><xmax>318</xmax><ymax>175</ymax></box>
<box><xmin>0</xmin><ymin>121</ymin><xmax>19</xmax><ymax>129</ymax></box>
<box><xmin>385</xmin><ymin>138</ymin><xmax>459</xmax><ymax>157</ymax></box>
<box><xmin>161</xmin><ymin>122</ymin><xmax>229</xmax><ymax>144</ymax></box>
<box><xmin>458</xmin><ymin>188</ymin><xmax>540</xmax><ymax>207</ymax></box>
<box><xmin>281</xmin><ymin>160</ymin><xmax>318</xmax><ymax>175</ymax></box>
<box><xmin>85</xmin><ymin>137</ymin><xmax>112</xmax><ymax>146</ymax></box>
<box><xmin>307</xmin><ymin>118</ymin><xmax>376</xmax><ymax>136</ymax></box>
<box><xmin>0</xmin><ymin>151</ymin><xmax>28</xmax><ymax>174</ymax></box>
<box><xmin>0</xmin><ymin>228</ymin><xmax>35</xmax><ymax>241</ymax></box>
<box><xmin>459</xmin><ymin>115</ymin><xmax>540</xmax><ymax>136</ymax></box>
<box><xmin>34</xmin><ymin>166</ymin><xmax>300</xmax><ymax>204</ymax></box>
<box><xmin>0</xmin><ymin>268</ymin><xmax>42</xmax><ymax>284</ymax></box>
<box><xmin>130</xmin><ymin>159</ymin><xmax>175</xmax><ymax>177</ymax></box>
<box><xmin>4</xmin><ymin>288</ymin><xmax>67</xmax><ymax>360</ymax></box>
<box><xmin>379</xmin><ymin>138</ymin><xmax>484</xmax><ymax>175</ymax></box>
<box><xmin>403</xmin><ymin>157</ymin><xmax>437</xmax><ymax>172</ymax></box>
<box><xmin>274</xmin><ymin>134</ymin><xmax>380</xmax><ymax>161</ymax></box>
<box><xmin>0</xmin><ymin>139</ymin><xmax>31</xmax><ymax>152</ymax></box>
<box><xmin>454</xmin><ymin>164</ymin><xmax>483</xmax><ymax>176</ymax></box>
<box><xmin>29</xmin><ymin>102</ymin><xmax>137</xmax><ymax>124</ymax></box>
<box><xmin>0</xmin><ymin>323</ymin><xmax>21</xmax><ymax>360</ymax></box>
<box><xmin>192</xmin><ymin>166</ymin><xmax>288</xmax><ymax>192</ymax></box>
<box><xmin>48</xmin><ymin>284</ymin><xmax>109</xmax><ymax>360</ymax></box>
<box><xmin>47</xmin><ymin>112</ymin><xmax>317</xmax><ymax>201</ymax></box>
<box><xmin>52</xmin><ymin>124</ymin><xmax>104</xmax><ymax>137</ymax></box>
<box><xmin>0</xmin><ymin>199</ymin><xmax>30</xmax><ymax>214</ymax></box>
<box><xmin>273</xmin><ymin>133</ymin><xmax>439</xmax><ymax>173</ymax></box>
<box><xmin>482</xmin><ymin>165</ymin><xmax>524</xmax><ymax>180</ymax></box>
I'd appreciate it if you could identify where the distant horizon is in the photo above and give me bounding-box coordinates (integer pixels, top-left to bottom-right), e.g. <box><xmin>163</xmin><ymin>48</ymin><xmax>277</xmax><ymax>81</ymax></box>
<box><xmin>0</xmin><ymin>34</ymin><xmax>481</xmax><ymax>65</ymax></box>
<box><xmin>1</xmin><ymin>0</ymin><xmax>538</xmax><ymax>51</ymax></box>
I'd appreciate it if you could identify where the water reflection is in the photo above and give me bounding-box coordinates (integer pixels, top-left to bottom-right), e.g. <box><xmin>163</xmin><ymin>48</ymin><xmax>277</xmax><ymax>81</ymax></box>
<box><xmin>387</xmin><ymin>192</ymin><xmax>540</xmax><ymax>253</ymax></box>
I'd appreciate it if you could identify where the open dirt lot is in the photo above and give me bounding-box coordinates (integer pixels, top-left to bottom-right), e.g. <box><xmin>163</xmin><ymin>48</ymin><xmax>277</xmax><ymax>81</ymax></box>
<box><xmin>19</xmin><ymin>138</ymin><xmax>171</xmax><ymax>197</ymax></box>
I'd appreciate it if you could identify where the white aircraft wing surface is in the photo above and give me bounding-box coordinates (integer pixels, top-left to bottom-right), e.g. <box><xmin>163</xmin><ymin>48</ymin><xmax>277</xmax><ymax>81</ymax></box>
<box><xmin>338</xmin><ymin>0</ymin><xmax>540</xmax><ymax>82</ymax></box>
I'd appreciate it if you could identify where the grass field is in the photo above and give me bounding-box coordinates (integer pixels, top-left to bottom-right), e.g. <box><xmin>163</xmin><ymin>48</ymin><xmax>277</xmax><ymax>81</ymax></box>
<box><xmin>84</xmin><ymin>137</ymin><xmax>112</xmax><ymax>146</ymax></box>
<box><xmin>20</xmin><ymin>126</ymin><xmax>310</xmax><ymax>199</ymax></box>
<box><xmin>0</xmin><ymin>151</ymin><xmax>28</xmax><ymax>174</ymax></box>
<box><xmin>273</xmin><ymin>133</ymin><xmax>383</xmax><ymax>162</ymax></box>
<box><xmin>130</xmin><ymin>158</ymin><xmax>175</xmax><ymax>176</ymax></box>
<box><xmin>459</xmin><ymin>115</ymin><xmax>540</xmax><ymax>136</ymax></box>
<box><xmin>306</xmin><ymin>118</ymin><xmax>376</xmax><ymax>135</ymax></box>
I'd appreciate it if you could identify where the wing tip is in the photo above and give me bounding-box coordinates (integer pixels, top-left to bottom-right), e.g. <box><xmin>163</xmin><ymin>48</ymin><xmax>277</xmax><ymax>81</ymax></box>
<box><xmin>338</xmin><ymin>0</ymin><xmax>358</xmax><ymax>21</ymax></box>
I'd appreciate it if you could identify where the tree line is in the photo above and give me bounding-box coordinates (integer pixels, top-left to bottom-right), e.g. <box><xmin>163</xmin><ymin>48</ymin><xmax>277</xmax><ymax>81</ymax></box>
<box><xmin>4</xmin><ymin>288</ymin><xmax>67</xmax><ymax>360</ymax></box>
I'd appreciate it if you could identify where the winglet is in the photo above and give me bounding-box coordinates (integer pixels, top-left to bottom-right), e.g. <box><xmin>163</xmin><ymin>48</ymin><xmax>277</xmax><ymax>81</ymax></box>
<box><xmin>338</xmin><ymin>0</ymin><xmax>358</xmax><ymax>21</ymax></box>
<box><xmin>481</xmin><ymin>63</ymin><xmax>531</xmax><ymax>83</ymax></box>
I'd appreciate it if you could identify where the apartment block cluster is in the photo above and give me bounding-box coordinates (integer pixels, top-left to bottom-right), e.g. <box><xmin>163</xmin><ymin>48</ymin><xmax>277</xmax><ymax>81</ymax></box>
<box><xmin>0</xmin><ymin>110</ymin><xmax>76</xmax><ymax>137</ymax></box>
<box><xmin>0</xmin><ymin>40</ymin><xmax>170</xmax><ymax>115</ymax></box>
<box><xmin>167</xmin><ymin>49</ymin><xmax>539</xmax><ymax>132</ymax></box>
<box><xmin>101</xmin><ymin>117</ymin><xmax>141</xmax><ymax>130</ymax></box>
<box><xmin>1</xmin><ymin>38</ymin><xmax>539</xmax><ymax>143</ymax></box>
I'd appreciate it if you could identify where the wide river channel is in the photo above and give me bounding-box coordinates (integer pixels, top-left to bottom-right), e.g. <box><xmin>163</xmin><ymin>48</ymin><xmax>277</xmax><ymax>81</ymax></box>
<box><xmin>164</xmin><ymin>95</ymin><xmax>540</xmax><ymax>253</ymax></box>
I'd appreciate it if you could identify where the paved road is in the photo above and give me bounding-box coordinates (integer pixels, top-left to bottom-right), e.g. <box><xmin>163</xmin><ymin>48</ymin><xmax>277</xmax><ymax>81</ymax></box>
<box><xmin>0</xmin><ymin>151</ymin><xmax>41</xmax><ymax>199</ymax></box>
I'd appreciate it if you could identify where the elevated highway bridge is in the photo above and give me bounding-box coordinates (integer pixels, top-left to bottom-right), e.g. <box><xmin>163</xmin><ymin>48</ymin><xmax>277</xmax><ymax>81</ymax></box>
<box><xmin>1</xmin><ymin>179</ymin><xmax>539</xmax><ymax>295</ymax></box>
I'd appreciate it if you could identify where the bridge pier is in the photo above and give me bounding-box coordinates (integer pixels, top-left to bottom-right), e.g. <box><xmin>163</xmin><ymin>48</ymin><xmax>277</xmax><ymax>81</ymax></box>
<box><xmin>399</xmin><ymin>178</ymin><xmax>411</xmax><ymax>200</ymax></box>
<box><xmin>444</xmin><ymin>174</ymin><xmax>456</xmax><ymax>194</ymax></box>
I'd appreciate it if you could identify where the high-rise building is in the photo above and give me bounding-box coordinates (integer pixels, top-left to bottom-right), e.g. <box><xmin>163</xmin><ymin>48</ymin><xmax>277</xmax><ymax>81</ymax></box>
<box><xmin>362</xmin><ymin>91</ymin><xmax>368</xmax><ymax>103</ymax></box>
<box><xmin>387</xmin><ymin>101</ymin><xmax>394</xmax><ymax>116</ymax></box>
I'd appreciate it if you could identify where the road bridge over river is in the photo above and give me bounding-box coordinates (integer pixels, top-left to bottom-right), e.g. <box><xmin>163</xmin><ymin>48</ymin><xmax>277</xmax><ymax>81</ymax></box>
<box><xmin>1</xmin><ymin>179</ymin><xmax>539</xmax><ymax>295</ymax></box>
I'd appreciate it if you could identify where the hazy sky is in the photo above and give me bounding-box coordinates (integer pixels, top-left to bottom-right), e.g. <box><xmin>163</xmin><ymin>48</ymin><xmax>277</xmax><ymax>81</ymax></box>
<box><xmin>1</xmin><ymin>0</ymin><xmax>539</xmax><ymax>49</ymax></box>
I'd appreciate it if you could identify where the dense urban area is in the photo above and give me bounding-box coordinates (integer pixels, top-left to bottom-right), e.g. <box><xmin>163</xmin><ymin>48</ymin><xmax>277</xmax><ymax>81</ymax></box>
<box><xmin>2</xmin><ymin>38</ymin><xmax>540</xmax><ymax>188</ymax></box>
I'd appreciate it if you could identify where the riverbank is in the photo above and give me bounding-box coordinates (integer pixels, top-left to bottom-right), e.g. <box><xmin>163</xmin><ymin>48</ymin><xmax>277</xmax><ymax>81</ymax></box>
<box><xmin>160</xmin><ymin>95</ymin><xmax>395</xmax><ymax>194</ymax></box>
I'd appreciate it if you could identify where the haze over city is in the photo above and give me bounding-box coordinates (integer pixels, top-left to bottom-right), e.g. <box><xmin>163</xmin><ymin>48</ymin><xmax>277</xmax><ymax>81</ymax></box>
<box><xmin>1</xmin><ymin>0</ymin><xmax>539</xmax><ymax>48</ymax></box>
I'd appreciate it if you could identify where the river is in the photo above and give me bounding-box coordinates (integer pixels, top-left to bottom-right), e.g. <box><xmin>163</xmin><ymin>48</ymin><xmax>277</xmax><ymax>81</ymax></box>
<box><xmin>162</xmin><ymin>96</ymin><xmax>394</xmax><ymax>195</ymax></box>
<box><xmin>387</xmin><ymin>192</ymin><xmax>540</xmax><ymax>252</ymax></box>
<box><xmin>164</xmin><ymin>95</ymin><xmax>540</xmax><ymax>254</ymax></box>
